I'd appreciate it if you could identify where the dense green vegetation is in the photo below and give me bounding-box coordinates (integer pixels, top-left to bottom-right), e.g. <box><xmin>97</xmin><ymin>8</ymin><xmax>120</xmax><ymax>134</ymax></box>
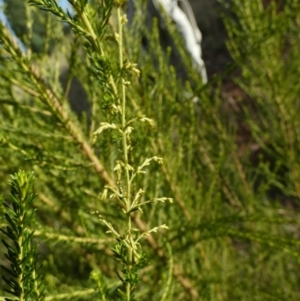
<box><xmin>1</xmin><ymin>0</ymin><xmax>300</xmax><ymax>300</ymax></box>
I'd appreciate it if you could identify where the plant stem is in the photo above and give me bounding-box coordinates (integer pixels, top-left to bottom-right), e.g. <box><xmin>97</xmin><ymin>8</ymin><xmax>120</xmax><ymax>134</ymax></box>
<box><xmin>72</xmin><ymin>0</ymin><xmax>119</xmax><ymax>98</ymax></box>
<box><xmin>17</xmin><ymin>212</ymin><xmax>25</xmax><ymax>301</ymax></box>
<box><xmin>117</xmin><ymin>7</ymin><xmax>133</xmax><ymax>300</ymax></box>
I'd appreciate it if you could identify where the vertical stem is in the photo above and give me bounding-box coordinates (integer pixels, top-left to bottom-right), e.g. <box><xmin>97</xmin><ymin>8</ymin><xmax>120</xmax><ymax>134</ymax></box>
<box><xmin>30</xmin><ymin>241</ymin><xmax>41</xmax><ymax>300</ymax></box>
<box><xmin>25</xmin><ymin>2</ymin><xmax>32</xmax><ymax>59</ymax></box>
<box><xmin>17</xmin><ymin>213</ymin><xmax>25</xmax><ymax>301</ymax></box>
<box><xmin>43</xmin><ymin>13</ymin><xmax>51</xmax><ymax>54</ymax></box>
<box><xmin>117</xmin><ymin>7</ymin><xmax>132</xmax><ymax>300</ymax></box>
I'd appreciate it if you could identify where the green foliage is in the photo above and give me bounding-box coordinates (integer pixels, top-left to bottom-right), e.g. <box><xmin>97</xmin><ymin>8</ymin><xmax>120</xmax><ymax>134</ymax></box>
<box><xmin>0</xmin><ymin>0</ymin><xmax>300</xmax><ymax>300</ymax></box>
<box><xmin>1</xmin><ymin>171</ymin><xmax>44</xmax><ymax>301</ymax></box>
<box><xmin>223</xmin><ymin>0</ymin><xmax>300</xmax><ymax>202</ymax></box>
<box><xmin>3</xmin><ymin>0</ymin><xmax>60</xmax><ymax>54</ymax></box>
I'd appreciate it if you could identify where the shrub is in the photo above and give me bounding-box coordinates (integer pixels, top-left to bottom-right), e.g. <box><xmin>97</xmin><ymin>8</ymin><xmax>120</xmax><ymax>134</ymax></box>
<box><xmin>1</xmin><ymin>0</ymin><xmax>300</xmax><ymax>300</ymax></box>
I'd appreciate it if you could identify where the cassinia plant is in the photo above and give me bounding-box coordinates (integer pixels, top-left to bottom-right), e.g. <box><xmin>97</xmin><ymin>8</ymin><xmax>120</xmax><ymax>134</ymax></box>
<box><xmin>1</xmin><ymin>0</ymin><xmax>300</xmax><ymax>300</ymax></box>
<box><xmin>1</xmin><ymin>0</ymin><xmax>173</xmax><ymax>300</ymax></box>
<box><xmin>1</xmin><ymin>171</ymin><xmax>44</xmax><ymax>301</ymax></box>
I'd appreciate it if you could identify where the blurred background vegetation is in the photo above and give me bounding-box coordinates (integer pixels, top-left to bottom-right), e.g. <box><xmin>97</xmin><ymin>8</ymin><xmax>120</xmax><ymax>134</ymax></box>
<box><xmin>1</xmin><ymin>0</ymin><xmax>300</xmax><ymax>300</ymax></box>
